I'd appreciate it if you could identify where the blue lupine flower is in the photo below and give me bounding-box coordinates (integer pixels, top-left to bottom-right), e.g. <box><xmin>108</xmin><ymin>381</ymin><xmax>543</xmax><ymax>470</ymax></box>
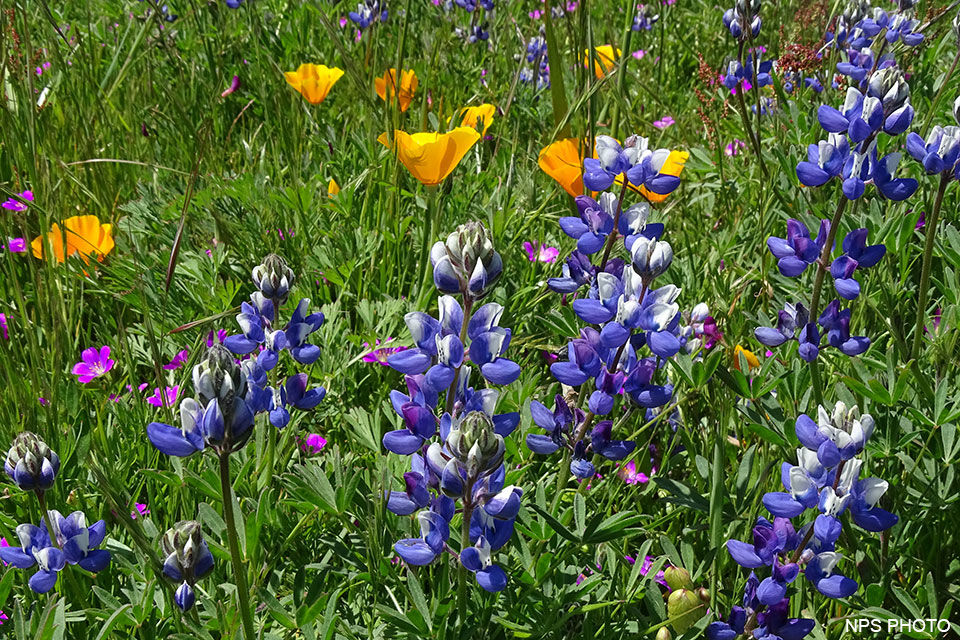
<box><xmin>766</xmin><ymin>219</ymin><xmax>828</xmax><ymax>277</ymax></box>
<box><xmin>722</xmin><ymin>0</ymin><xmax>761</xmax><ymax>40</ymax></box>
<box><xmin>161</xmin><ymin>521</ymin><xmax>215</xmax><ymax>612</ymax></box>
<box><xmin>906</xmin><ymin>126</ymin><xmax>960</xmax><ymax>175</ymax></box>
<box><xmin>547</xmin><ymin>250</ymin><xmax>596</xmax><ymax>294</ymax></box>
<box><xmin>560</xmin><ymin>194</ymin><xmax>617</xmax><ymax>254</ymax></box>
<box><xmin>872</xmin><ymin>151</ymin><xmax>919</xmax><ymax>200</ymax></box>
<box><xmin>623</xmin><ymin>137</ymin><xmax>684</xmax><ymax>195</ymax></box>
<box><xmin>804</xmin><ymin>551</ymin><xmax>858</xmax><ymax>598</ymax></box>
<box><xmin>386</xmin><ymin>471</ymin><xmax>432</xmax><ymax>515</ymax></box>
<box><xmin>527</xmin><ymin>394</ymin><xmax>575</xmax><ymax>456</ymax></box>
<box><xmin>461</xmin><ymin>536</ymin><xmax>507</xmax><ymax>592</ymax></box>
<box><xmin>630</xmin><ymin>235</ymin><xmax>673</xmax><ymax>284</ymax></box>
<box><xmin>726</xmin><ymin>516</ymin><xmax>798</xmax><ymax>569</ymax></box>
<box><xmin>842</xmin><ymin>148</ymin><xmax>871</xmax><ymax>200</ymax></box>
<box><xmin>830</xmin><ymin>228</ymin><xmax>885</xmax><ymax>299</ymax></box>
<box><xmin>867</xmin><ymin>67</ymin><xmax>914</xmax><ymax>135</ymax></box>
<box><xmin>632</xmin><ymin>5</ymin><xmax>659</xmax><ymax>31</ymax></box>
<box><xmin>796</xmin><ymin>133</ymin><xmax>849</xmax><ymax>187</ymax></box>
<box><xmin>804</xmin><ymin>76</ymin><xmax>824</xmax><ymax>93</ymax></box>
<box><xmin>4</xmin><ymin>432</ymin><xmax>59</xmax><ymax>492</ymax></box>
<box><xmin>818</xmin><ymin>299</ymin><xmax>870</xmax><ymax>356</ymax></box>
<box><xmin>722</xmin><ymin>55</ymin><xmax>773</xmax><ymax>92</ymax></box>
<box><xmin>431</xmin><ymin>222</ymin><xmax>503</xmax><ymax>300</ymax></box>
<box><xmin>624</xmin><ymin>357</ymin><xmax>672</xmax><ymax>407</ymax></box>
<box><xmin>836</xmin><ymin>47</ymin><xmax>877</xmax><ymax>85</ymax></box>
<box><xmin>223</xmin><ymin>295</ymin><xmax>324</xmax><ymax>366</ymax></box>
<box><xmin>147</xmin><ymin>345</ymin><xmax>258</xmax><ymax>457</ymax></box>
<box><xmin>0</xmin><ymin>522</ymin><xmax>66</xmax><ymax>593</ymax></box>
<box><xmin>382</xmin><ymin>403</ymin><xmax>436</xmax><ymax>455</ymax></box>
<box><xmin>394</xmin><ymin>509</ymin><xmax>450</xmax><ymax>565</ymax></box>
<box><xmin>751</xmin><ymin>598</ymin><xmax>815</xmax><ymax>640</ymax></box>
<box><xmin>349</xmin><ymin>0</ymin><xmax>388</xmax><ymax>28</ymax></box>
<box><xmin>51</xmin><ymin>510</ymin><xmax>111</xmax><ymax>573</ymax></box>
<box><xmin>583</xmin><ymin>136</ymin><xmax>634</xmax><ymax>191</ymax></box>
<box><xmin>886</xmin><ymin>11</ymin><xmax>923</xmax><ymax>45</ymax></box>
<box><xmin>795</xmin><ymin>403</ymin><xmax>875</xmax><ymax>466</ymax></box>
<box><xmin>590</xmin><ymin>420</ymin><xmax>635</xmax><ymax>460</ymax></box>
<box><xmin>225</xmin><ymin>0</ymin><xmax>243</xmax><ymax>7</ymax></box>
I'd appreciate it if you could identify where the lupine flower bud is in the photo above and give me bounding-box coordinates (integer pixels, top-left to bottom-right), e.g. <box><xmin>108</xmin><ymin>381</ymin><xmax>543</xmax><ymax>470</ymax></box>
<box><xmin>252</xmin><ymin>253</ymin><xmax>295</xmax><ymax>304</ymax></box>
<box><xmin>193</xmin><ymin>344</ymin><xmax>247</xmax><ymax>408</ymax></box>
<box><xmin>868</xmin><ymin>67</ymin><xmax>909</xmax><ymax>112</ymax></box>
<box><xmin>4</xmin><ymin>432</ymin><xmax>60</xmax><ymax>492</ymax></box>
<box><xmin>667</xmin><ymin>588</ymin><xmax>702</xmax><ymax>633</ymax></box>
<box><xmin>630</xmin><ymin>236</ymin><xmax>673</xmax><ymax>283</ymax></box>
<box><xmin>431</xmin><ymin>221</ymin><xmax>503</xmax><ymax>299</ymax></box>
<box><xmin>161</xmin><ymin>521</ymin><xmax>215</xmax><ymax>612</ymax></box>
<box><xmin>448</xmin><ymin>411</ymin><xmax>504</xmax><ymax>473</ymax></box>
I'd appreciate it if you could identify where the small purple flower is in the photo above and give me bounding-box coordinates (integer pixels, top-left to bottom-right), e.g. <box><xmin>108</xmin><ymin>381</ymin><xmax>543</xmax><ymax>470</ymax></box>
<box><xmin>523</xmin><ymin>241</ymin><xmax>559</xmax><ymax>263</ymax></box>
<box><xmin>146</xmin><ymin>386</ymin><xmax>179</xmax><ymax>408</ymax></box>
<box><xmin>362</xmin><ymin>338</ymin><xmax>408</xmax><ymax>365</ymax></box>
<box><xmin>653</xmin><ymin>115</ymin><xmax>674</xmax><ymax>129</ymax></box>
<box><xmin>71</xmin><ymin>346</ymin><xmax>115</xmax><ymax>383</ymax></box>
<box><xmin>1</xmin><ymin>190</ymin><xmax>33</xmax><ymax>212</ymax></box>
<box><xmin>162</xmin><ymin>350</ymin><xmax>189</xmax><ymax>370</ymax></box>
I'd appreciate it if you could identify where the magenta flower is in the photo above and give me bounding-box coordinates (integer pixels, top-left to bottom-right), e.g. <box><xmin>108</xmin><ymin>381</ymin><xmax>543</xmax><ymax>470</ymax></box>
<box><xmin>626</xmin><ymin>555</ymin><xmax>670</xmax><ymax>588</ymax></box>
<box><xmin>618</xmin><ymin>459</ymin><xmax>651</xmax><ymax>485</ymax></box>
<box><xmin>362</xmin><ymin>338</ymin><xmax>408</xmax><ymax>365</ymax></box>
<box><xmin>206</xmin><ymin>329</ymin><xmax>227</xmax><ymax>347</ymax></box>
<box><xmin>130</xmin><ymin>503</ymin><xmax>150</xmax><ymax>519</ymax></box>
<box><xmin>2</xmin><ymin>190</ymin><xmax>33</xmax><ymax>211</ymax></box>
<box><xmin>5</xmin><ymin>238</ymin><xmax>26</xmax><ymax>253</ymax></box>
<box><xmin>71</xmin><ymin>346</ymin><xmax>115</xmax><ymax>383</ymax></box>
<box><xmin>653</xmin><ymin>116</ymin><xmax>675</xmax><ymax>129</ymax></box>
<box><xmin>632</xmin><ymin>49</ymin><xmax>647</xmax><ymax>60</ymax></box>
<box><xmin>162</xmin><ymin>349</ymin><xmax>189</xmax><ymax>370</ymax></box>
<box><xmin>0</xmin><ymin>314</ymin><xmax>7</xmax><ymax>340</ymax></box>
<box><xmin>1</xmin><ymin>538</ymin><xmax>8</xmax><ymax>566</ymax></box>
<box><xmin>221</xmin><ymin>75</ymin><xmax>240</xmax><ymax>97</ymax></box>
<box><xmin>725</xmin><ymin>139</ymin><xmax>747</xmax><ymax>156</ymax></box>
<box><xmin>523</xmin><ymin>241</ymin><xmax>559</xmax><ymax>263</ymax></box>
<box><xmin>302</xmin><ymin>434</ymin><xmax>328</xmax><ymax>454</ymax></box>
<box><xmin>146</xmin><ymin>386</ymin><xmax>179</xmax><ymax>408</ymax></box>
<box><xmin>339</xmin><ymin>16</ymin><xmax>347</xmax><ymax>27</ymax></box>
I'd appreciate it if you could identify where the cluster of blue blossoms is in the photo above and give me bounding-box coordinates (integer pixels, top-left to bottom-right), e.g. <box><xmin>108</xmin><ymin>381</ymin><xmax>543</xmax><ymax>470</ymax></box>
<box><xmin>520</xmin><ymin>30</ymin><xmax>550</xmax><ymax>90</ymax></box>
<box><xmin>148</xmin><ymin>254</ymin><xmax>326</xmax><ymax>457</ymax></box>
<box><xmin>530</xmin><ymin>135</ymin><xmax>697</xmax><ymax>479</ymax></box>
<box><xmin>349</xmin><ymin>0</ymin><xmax>388</xmax><ymax>29</ymax></box>
<box><xmin>2</xmin><ymin>432</ymin><xmax>111</xmax><ymax>593</ymax></box>
<box><xmin>757</xmin><ymin>221</ymin><xmax>885</xmax><ymax>360</ymax></box>
<box><xmin>451</xmin><ymin>0</ymin><xmax>493</xmax><ymax>43</ymax></box>
<box><xmin>710</xmin><ymin>403</ymin><xmax>896</xmax><ymax>638</ymax></box>
<box><xmin>383</xmin><ymin>222</ymin><xmax>523</xmax><ymax>593</ymax></box>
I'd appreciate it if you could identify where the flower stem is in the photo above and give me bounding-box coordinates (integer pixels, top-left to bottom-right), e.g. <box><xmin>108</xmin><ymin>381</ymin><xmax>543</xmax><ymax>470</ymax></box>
<box><xmin>218</xmin><ymin>453</ymin><xmax>256</xmax><ymax>640</ymax></box>
<box><xmin>35</xmin><ymin>491</ymin><xmax>60</xmax><ymax>548</ymax></box>
<box><xmin>911</xmin><ymin>173</ymin><xmax>951</xmax><ymax>362</ymax></box>
<box><xmin>416</xmin><ymin>186</ymin><xmax>440</xmax><ymax>306</ymax></box>
<box><xmin>807</xmin><ymin>194</ymin><xmax>849</xmax><ymax>406</ymax></box>
<box><xmin>458</xmin><ymin>478</ymin><xmax>475</xmax><ymax>624</ymax></box>
<box><xmin>445</xmin><ymin>296</ymin><xmax>474</xmax><ymax>415</ymax></box>
<box><xmin>598</xmin><ymin>176</ymin><xmax>631</xmax><ymax>272</ymax></box>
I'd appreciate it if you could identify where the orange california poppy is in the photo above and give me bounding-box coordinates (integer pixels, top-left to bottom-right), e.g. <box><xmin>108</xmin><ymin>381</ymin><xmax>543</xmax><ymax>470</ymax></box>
<box><xmin>584</xmin><ymin>46</ymin><xmax>621</xmax><ymax>79</ymax></box>
<box><xmin>284</xmin><ymin>64</ymin><xmax>344</xmax><ymax>104</ymax></box>
<box><xmin>377</xmin><ymin>127</ymin><xmax>481</xmax><ymax>186</ymax></box>
<box><xmin>453</xmin><ymin>104</ymin><xmax>496</xmax><ymax>137</ymax></box>
<box><xmin>327</xmin><ymin>178</ymin><xmax>341</xmax><ymax>197</ymax></box>
<box><xmin>538</xmin><ymin>138</ymin><xmax>586</xmax><ymax>197</ymax></box>
<box><xmin>31</xmin><ymin>215</ymin><xmax>115</xmax><ymax>265</ymax></box>
<box><xmin>733</xmin><ymin>345</ymin><xmax>761</xmax><ymax>372</ymax></box>
<box><xmin>375</xmin><ymin>69</ymin><xmax>418</xmax><ymax>112</ymax></box>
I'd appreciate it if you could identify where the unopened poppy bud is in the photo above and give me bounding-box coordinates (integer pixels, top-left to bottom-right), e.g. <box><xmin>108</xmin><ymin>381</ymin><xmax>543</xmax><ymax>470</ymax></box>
<box><xmin>4</xmin><ymin>432</ymin><xmax>60</xmax><ymax>492</ymax></box>
<box><xmin>698</xmin><ymin>587</ymin><xmax>710</xmax><ymax>602</ymax></box>
<box><xmin>656</xmin><ymin>627</ymin><xmax>672</xmax><ymax>640</ymax></box>
<box><xmin>664</xmin><ymin>566</ymin><xmax>694</xmax><ymax>591</ymax></box>
<box><xmin>667</xmin><ymin>589</ymin><xmax>702</xmax><ymax>633</ymax></box>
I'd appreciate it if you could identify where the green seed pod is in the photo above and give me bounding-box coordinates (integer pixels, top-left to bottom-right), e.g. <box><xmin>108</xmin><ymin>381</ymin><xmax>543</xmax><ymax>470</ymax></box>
<box><xmin>667</xmin><ymin>588</ymin><xmax>702</xmax><ymax>634</ymax></box>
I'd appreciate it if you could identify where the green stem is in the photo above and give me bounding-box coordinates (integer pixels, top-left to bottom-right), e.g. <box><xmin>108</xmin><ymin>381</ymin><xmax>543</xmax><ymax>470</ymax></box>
<box><xmin>807</xmin><ymin>195</ymin><xmax>850</xmax><ymax>406</ymax></box>
<box><xmin>416</xmin><ymin>185</ymin><xmax>440</xmax><ymax>306</ymax></box>
<box><xmin>911</xmin><ymin>173</ymin><xmax>950</xmax><ymax>361</ymax></box>
<box><xmin>458</xmin><ymin>478</ymin><xmax>475</xmax><ymax>624</ymax></box>
<box><xmin>218</xmin><ymin>453</ymin><xmax>256</xmax><ymax>640</ymax></box>
<box><xmin>542</xmin><ymin>0</ymin><xmax>572</xmax><ymax>139</ymax></box>
<box><xmin>445</xmin><ymin>296</ymin><xmax>474</xmax><ymax>415</ymax></box>
<box><xmin>36</xmin><ymin>492</ymin><xmax>59</xmax><ymax>548</ymax></box>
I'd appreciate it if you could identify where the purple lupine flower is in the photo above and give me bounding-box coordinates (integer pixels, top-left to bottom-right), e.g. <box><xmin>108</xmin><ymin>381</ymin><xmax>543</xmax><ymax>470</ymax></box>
<box><xmin>766</xmin><ymin>219</ymin><xmax>829</xmax><ymax>277</ymax></box>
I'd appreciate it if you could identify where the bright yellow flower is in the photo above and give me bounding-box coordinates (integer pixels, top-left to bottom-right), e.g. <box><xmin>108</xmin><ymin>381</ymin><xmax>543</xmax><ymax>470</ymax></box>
<box><xmin>639</xmin><ymin>150</ymin><xmax>689</xmax><ymax>203</ymax></box>
<box><xmin>32</xmin><ymin>215</ymin><xmax>115</xmax><ymax>265</ymax></box>
<box><xmin>377</xmin><ymin>127</ymin><xmax>481</xmax><ymax>186</ymax></box>
<box><xmin>538</xmin><ymin>138</ymin><xmax>586</xmax><ymax>197</ymax></box>
<box><xmin>733</xmin><ymin>345</ymin><xmax>760</xmax><ymax>372</ymax></box>
<box><xmin>375</xmin><ymin>69</ymin><xmax>418</xmax><ymax>112</ymax></box>
<box><xmin>284</xmin><ymin>64</ymin><xmax>344</xmax><ymax>104</ymax></box>
<box><xmin>328</xmin><ymin>178</ymin><xmax>340</xmax><ymax>197</ymax></box>
<box><xmin>584</xmin><ymin>46</ymin><xmax>621</xmax><ymax>79</ymax></box>
<box><xmin>453</xmin><ymin>104</ymin><xmax>496</xmax><ymax>137</ymax></box>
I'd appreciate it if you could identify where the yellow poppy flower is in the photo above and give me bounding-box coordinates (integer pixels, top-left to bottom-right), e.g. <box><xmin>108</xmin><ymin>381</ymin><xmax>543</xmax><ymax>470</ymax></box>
<box><xmin>284</xmin><ymin>64</ymin><xmax>344</xmax><ymax>104</ymax></box>
<box><xmin>733</xmin><ymin>345</ymin><xmax>760</xmax><ymax>372</ymax></box>
<box><xmin>538</xmin><ymin>138</ymin><xmax>586</xmax><ymax>197</ymax></box>
<box><xmin>453</xmin><ymin>104</ymin><xmax>496</xmax><ymax>137</ymax></box>
<box><xmin>639</xmin><ymin>150</ymin><xmax>689</xmax><ymax>203</ymax></box>
<box><xmin>377</xmin><ymin>127</ymin><xmax>481</xmax><ymax>186</ymax></box>
<box><xmin>584</xmin><ymin>46</ymin><xmax>621</xmax><ymax>79</ymax></box>
<box><xmin>375</xmin><ymin>69</ymin><xmax>418</xmax><ymax>112</ymax></box>
<box><xmin>32</xmin><ymin>215</ymin><xmax>115</xmax><ymax>265</ymax></box>
<box><xmin>328</xmin><ymin>178</ymin><xmax>340</xmax><ymax>197</ymax></box>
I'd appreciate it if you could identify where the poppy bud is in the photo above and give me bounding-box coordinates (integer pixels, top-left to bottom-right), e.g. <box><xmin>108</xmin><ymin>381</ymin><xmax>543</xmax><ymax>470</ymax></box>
<box><xmin>252</xmin><ymin>253</ymin><xmax>295</xmax><ymax>305</ymax></box>
<box><xmin>4</xmin><ymin>432</ymin><xmax>60</xmax><ymax>492</ymax></box>
<box><xmin>656</xmin><ymin>627</ymin><xmax>672</xmax><ymax>640</ymax></box>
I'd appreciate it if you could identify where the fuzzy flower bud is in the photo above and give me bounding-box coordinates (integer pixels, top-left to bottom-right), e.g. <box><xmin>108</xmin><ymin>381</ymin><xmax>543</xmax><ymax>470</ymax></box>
<box><xmin>431</xmin><ymin>221</ymin><xmax>503</xmax><ymax>299</ymax></box>
<box><xmin>252</xmin><ymin>253</ymin><xmax>295</xmax><ymax>304</ymax></box>
<box><xmin>630</xmin><ymin>236</ymin><xmax>673</xmax><ymax>283</ymax></box>
<box><xmin>193</xmin><ymin>344</ymin><xmax>247</xmax><ymax>408</ymax></box>
<box><xmin>160</xmin><ymin>521</ymin><xmax>215</xmax><ymax>612</ymax></box>
<box><xmin>868</xmin><ymin>67</ymin><xmax>910</xmax><ymax>113</ymax></box>
<box><xmin>448</xmin><ymin>411</ymin><xmax>504</xmax><ymax>474</ymax></box>
<box><xmin>4</xmin><ymin>432</ymin><xmax>60</xmax><ymax>492</ymax></box>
